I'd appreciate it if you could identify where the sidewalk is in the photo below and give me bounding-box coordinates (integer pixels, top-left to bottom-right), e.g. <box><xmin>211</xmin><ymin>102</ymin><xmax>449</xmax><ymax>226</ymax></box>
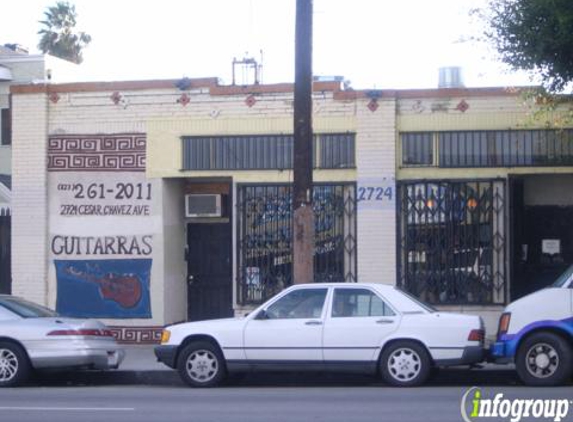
<box><xmin>120</xmin><ymin>344</ymin><xmax>167</xmax><ymax>371</ymax></box>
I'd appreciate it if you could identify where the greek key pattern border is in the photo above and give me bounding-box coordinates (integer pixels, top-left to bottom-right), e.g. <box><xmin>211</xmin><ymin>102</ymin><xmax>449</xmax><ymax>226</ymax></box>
<box><xmin>109</xmin><ymin>326</ymin><xmax>162</xmax><ymax>344</ymax></box>
<box><xmin>48</xmin><ymin>134</ymin><xmax>146</xmax><ymax>172</ymax></box>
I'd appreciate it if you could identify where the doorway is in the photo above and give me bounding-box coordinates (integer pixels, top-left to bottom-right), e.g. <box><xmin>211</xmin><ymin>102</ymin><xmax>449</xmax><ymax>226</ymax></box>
<box><xmin>186</xmin><ymin>222</ymin><xmax>233</xmax><ymax>321</ymax></box>
<box><xmin>0</xmin><ymin>216</ymin><xmax>10</xmax><ymax>294</ymax></box>
<box><xmin>511</xmin><ymin>175</ymin><xmax>573</xmax><ymax>299</ymax></box>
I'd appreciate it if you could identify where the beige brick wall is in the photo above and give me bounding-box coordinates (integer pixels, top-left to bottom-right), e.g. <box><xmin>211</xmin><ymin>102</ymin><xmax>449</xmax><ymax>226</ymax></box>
<box><xmin>11</xmin><ymin>93</ymin><xmax>49</xmax><ymax>305</ymax></box>
<box><xmin>356</xmin><ymin>98</ymin><xmax>397</xmax><ymax>285</ymax></box>
<box><xmin>12</xmin><ymin>82</ymin><xmax>401</xmax><ymax>323</ymax></box>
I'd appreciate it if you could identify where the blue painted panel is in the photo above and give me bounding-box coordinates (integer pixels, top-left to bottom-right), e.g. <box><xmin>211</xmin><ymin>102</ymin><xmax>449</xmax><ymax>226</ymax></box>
<box><xmin>55</xmin><ymin>259</ymin><xmax>152</xmax><ymax>318</ymax></box>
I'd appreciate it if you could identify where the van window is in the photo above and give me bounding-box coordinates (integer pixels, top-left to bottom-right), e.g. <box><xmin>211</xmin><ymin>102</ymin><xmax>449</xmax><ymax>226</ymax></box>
<box><xmin>551</xmin><ymin>265</ymin><xmax>573</xmax><ymax>288</ymax></box>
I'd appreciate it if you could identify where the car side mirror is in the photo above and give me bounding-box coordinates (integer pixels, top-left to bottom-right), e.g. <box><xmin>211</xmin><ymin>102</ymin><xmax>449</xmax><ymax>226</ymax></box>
<box><xmin>256</xmin><ymin>309</ymin><xmax>269</xmax><ymax>320</ymax></box>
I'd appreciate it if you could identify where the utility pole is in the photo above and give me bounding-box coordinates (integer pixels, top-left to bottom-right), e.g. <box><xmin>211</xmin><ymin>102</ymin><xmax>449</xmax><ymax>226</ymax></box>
<box><xmin>292</xmin><ymin>0</ymin><xmax>314</xmax><ymax>285</ymax></box>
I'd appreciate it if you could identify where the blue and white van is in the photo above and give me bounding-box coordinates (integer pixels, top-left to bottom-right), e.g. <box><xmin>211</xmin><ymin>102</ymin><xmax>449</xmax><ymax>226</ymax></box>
<box><xmin>491</xmin><ymin>264</ymin><xmax>573</xmax><ymax>386</ymax></box>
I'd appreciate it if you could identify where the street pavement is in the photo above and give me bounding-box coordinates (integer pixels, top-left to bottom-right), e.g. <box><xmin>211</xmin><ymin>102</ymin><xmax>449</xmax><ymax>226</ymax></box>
<box><xmin>0</xmin><ymin>345</ymin><xmax>570</xmax><ymax>422</ymax></box>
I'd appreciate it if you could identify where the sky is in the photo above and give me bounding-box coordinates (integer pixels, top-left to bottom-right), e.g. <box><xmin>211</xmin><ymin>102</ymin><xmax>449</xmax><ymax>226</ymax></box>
<box><xmin>1</xmin><ymin>0</ymin><xmax>537</xmax><ymax>89</ymax></box>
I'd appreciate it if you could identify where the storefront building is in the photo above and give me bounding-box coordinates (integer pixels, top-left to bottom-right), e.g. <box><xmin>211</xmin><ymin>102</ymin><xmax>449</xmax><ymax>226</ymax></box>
<box><xmin>11</xmin><ymin>78</ymin><xmax>572</xmax><ymax>340</ymax></box>
<box><xmin>10</xmin><ymin>79</ymin><xmax>396</xmax><ymax>341</ymax></box>
<box><xmin>396</xmin><ymin>88</ymin><xmax>573</xmax><ymax>329</ymax></box>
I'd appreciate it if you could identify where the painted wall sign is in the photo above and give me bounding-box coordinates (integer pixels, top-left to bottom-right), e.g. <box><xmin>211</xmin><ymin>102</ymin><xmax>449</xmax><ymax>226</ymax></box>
<box><xmin>55</xmin><ymin>259</ymin><xmax>151</xmax><ymax>318</ymax></box>
<box><xmin>357</xmin><ymin>177</ymin><xmax>395</xmax><ymax>210</ymax></box>
<box><xmin>48</xmin><ymin>134</ymin><xmax>155</xmax><ymax>319</ymax></box>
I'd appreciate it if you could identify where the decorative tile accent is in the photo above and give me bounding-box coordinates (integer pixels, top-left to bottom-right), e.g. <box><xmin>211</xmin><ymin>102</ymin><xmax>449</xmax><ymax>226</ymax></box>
<box><xmin>456</xmin><ymin>99</ymin><xmax>470</xmax><ymax>113</ymax></box>
<box><xmin>109</xmin><ymin>326</ymin><xmax>163</xmax><ymax>344</ymax></box>
<box><xmin>245</xmin><ymin>94</ymin><xmax>257</xmax><ymax>108</ymax></box>
<box><xmin>48</xmin><ymin>134</ymin><xmax>146</xmax><ymax>172</ymax></box>
<box><xmin>412</xmin><ymin>100</ymin><xmax>425</xmax><ymax>113</ymax></box>
<box><xmin>177</xmin><ymin>93</ymin><xmax>191</xmax><ymax>106</ymax></box>
<box><xmin>367</xmin><ymin>98</ymin><xmax>379</xmax><ymax>112</ymax></box>
<box><xmin>110</xmin><ymin>91</ymin><xmax>122</xmax><ymax>105</ymax></box>
<box><xmin>49</xmin><ymin>92</ymin><xmax>60</xmax><ymax>104</ymax></box>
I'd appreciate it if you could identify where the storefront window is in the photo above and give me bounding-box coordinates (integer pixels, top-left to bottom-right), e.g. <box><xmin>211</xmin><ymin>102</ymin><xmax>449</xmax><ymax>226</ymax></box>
<box><xmin>398</xmin><ymin>180</ymin><xmax>506</xmax><ymax>305</ymax></box>
<box><xmin>237</xmin><ymin>184</ymin><xmax>357</xmax><ymax>305</ymax></box>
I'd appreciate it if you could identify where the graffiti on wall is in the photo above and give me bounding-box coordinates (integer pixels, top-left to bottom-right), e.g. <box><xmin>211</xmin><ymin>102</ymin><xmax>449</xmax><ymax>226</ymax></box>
<box><xmin>48</xmin><ymin>134</ymin><xmax>155</xmax><ymax>318</ymax></box>
<box><xmin>55</xmin><ymin>259</ymin><xmax>151</xmax><ymax>318</ymax></box>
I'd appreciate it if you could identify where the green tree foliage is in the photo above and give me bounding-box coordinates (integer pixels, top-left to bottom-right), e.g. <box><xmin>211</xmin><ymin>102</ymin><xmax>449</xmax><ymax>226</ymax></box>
<box><xmin>480</xmin><ymin>0</ymin><xmax>573</xmax><ymax>93</ymax></box>
<box><xmin>37</xmin><ymin>1</ymin><xmax>91</xmax><ymax>64</ymax></box>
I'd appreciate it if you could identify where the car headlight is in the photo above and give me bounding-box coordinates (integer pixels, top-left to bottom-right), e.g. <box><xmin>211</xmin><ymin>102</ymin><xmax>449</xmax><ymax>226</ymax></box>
<box><xmin>160</xmin><ymin>329</ymin><xmax>171</xmax><ymax>344</ymax></box>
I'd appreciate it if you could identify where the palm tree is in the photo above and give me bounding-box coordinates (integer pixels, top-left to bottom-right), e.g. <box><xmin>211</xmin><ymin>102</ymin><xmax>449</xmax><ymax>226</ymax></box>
<box><xmin>37</xmin><ymin>2</ymin><xmax>91</xmax><ymax>64</ymax></box>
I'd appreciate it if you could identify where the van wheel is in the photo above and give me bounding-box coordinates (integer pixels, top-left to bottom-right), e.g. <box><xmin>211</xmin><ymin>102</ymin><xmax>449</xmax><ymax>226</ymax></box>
<box><xmin>177</xmin><ymin>341</ymin><xmax>226</xmax><ymax>388</ymax></box>
<box><xmin>0</xmin><ymin>341</ymin><xmax>30</xmax><ymax>387</ymax></box>
<box><xmin>516</xmin><ymin>332</ymin><xmax>572</xmax><ymax>386</ymax></box>
<box><xmin>380</xmin><ymin>341</ymin><xmax>431</xmax><ymax>387</ymax></box>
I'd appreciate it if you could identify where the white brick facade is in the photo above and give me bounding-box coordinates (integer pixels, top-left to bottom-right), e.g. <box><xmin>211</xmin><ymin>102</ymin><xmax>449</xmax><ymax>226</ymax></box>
<box><xmin>10</xmin><ymin>80</ymin><xmax>399</xmax><ymax>332</ymax></box>
<box><xmin>11</xmin><ymin>93</ymin><xmax>49</xmax><ymax>304</ymax></box>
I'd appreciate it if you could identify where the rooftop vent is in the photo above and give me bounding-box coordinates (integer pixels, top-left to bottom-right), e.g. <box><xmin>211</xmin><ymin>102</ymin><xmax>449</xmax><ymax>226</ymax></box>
<box><xmin>3</xmin><ymin>43</ymin><xmax>29</xmax><ymax>55</ymax></box>
<box><xmin>438</xmin><ymin>66</ymin><xmax>464</xmax><ymax>89</ymax></box>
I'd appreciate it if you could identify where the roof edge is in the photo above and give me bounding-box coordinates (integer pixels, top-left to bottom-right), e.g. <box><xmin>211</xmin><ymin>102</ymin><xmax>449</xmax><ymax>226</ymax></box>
<box><xmin>10</xmin><ymin>77</ymin><xmax>533</xmax><ymax>99</ymax></box>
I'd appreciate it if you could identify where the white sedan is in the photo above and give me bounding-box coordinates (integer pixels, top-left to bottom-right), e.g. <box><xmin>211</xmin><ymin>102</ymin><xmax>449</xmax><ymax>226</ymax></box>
<box><xmin>0</xmin><ymin>295</ymin><xmax>125</xmax><ymax>386</ymax></box>
<box><xmin>156</xmin><ymin>283</ymin><xmax>485</xmax><ymax>387</ymax></box>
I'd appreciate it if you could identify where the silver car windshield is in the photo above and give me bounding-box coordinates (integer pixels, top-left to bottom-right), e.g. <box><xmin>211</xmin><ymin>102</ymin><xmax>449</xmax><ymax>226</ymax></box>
<box><xmin>551</xmin><ymin>264</ymin><xmax>573</xmax><ymax>288</ymax></box>
<box><xmin>0</xmin><ymin>297</ymin><xmax>58</xmax><ymax>318</ymax></box>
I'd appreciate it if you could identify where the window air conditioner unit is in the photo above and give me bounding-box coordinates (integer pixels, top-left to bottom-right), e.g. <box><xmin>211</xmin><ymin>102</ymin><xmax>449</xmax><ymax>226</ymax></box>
<box><xmin>185</xmin><ymin>194</ymin><xmax>222</xmax><ymax>218</ymax></box>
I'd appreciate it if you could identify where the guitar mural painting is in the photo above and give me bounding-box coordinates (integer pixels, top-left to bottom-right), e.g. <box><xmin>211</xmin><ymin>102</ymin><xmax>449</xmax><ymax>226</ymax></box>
<box><xmin>55</xmin><ymin>259</ymin><xmax>152</xmax><ymax>318</ymax></box>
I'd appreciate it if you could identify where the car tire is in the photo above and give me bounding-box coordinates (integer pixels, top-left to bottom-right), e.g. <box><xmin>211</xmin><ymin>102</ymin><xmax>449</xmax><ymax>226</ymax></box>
<box><xmin>0</xmin><ymin>341</ymin><xmax>31</xmax><ymax>387</ymax></box>
<box><xmin>515</xmin><ymin>332</ymin><xmax>572</xmax><ymax>386</ymax></box>
<box><xmin>177</xmin><ymin>341</ymin><xmax>226</xmax><ymax>388</ymax></box>
<box><xmin>380</xmin><ymin>341</ymin><xmax>431</xmax><ymax>387</ymax></box>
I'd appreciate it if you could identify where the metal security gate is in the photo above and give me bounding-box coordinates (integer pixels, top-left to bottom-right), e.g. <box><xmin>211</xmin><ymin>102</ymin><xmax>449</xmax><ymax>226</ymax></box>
<box><xmin>397</xmin><ymin>180</ymin><xmax>506</xmax><ymax>305</ymax></box>
<box><xmin>237</xmin><ymin>184</ymin><xmax>357</xmax><ymax>305</ymax></box>
<box><xmin>0</xmin><ymin>216</ymin><xmax>10</xmax><ymax>294</ymax></box>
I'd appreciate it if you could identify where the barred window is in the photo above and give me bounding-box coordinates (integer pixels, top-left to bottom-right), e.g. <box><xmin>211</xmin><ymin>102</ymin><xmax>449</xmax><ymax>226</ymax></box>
<box><xmin>438</xmin><ymin>129</ymin><xmax>573</xmax><ymax>168</ymax></box>
<box><xmin>398</xmin><ymin>180</ymin><xmax>507</xmax><ymax>305</ymax></box>
<box><xmin>237</xmin><ymin>184</ymin><xmax>357</xmax><ymax>305</ymax></box>
<box><xmin>182</xmin><ymin>133</ymin><xmax>355</xmax><ymax>170</ymax></box>
<box><xmin>401</xmin><ymin>132</ymin><xmax>433</xmax><ymax>165</ymax></box>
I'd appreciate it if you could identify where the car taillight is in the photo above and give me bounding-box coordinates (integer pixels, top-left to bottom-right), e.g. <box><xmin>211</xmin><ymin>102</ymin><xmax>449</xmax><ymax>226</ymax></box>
<box><xmin>468</xmin><ymin>329</ymin><xmax>484</xmax><ymax>343</ymax></box>
<box><xmin>497</xmin><ymin>312</ymin><xmax>511</xmax><ymax>339</ymax></box>
<box><xmin>47</xmin><ymin>329</ymin><xmax>114</xmax><ymax>337</ymax></box>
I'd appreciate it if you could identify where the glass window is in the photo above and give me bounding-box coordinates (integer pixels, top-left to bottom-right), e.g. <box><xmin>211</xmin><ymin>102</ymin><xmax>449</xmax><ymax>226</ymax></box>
<box><xmin>182</xmin><ymin>134</ymin><xmax>355</xmax><ymax>170</ymax></box>
<box><xmin>1</xmin><ymin>107</ymin><xmax>11</xmax><ymax>146</ymax></box>
<box><xmin>332</xmin><ymin>288</ymin><xmax>395</xmax><ymax>317</ymax></box>
<box><xmin>401</xmin><ymin>132</ymin><xmax>433</xmax><ymax>166</ymax></box>
<box><xmin>265</xmin><ymin>288</ymin><xmax>327</xmax><ymax>319</ymax></box>
<box><xmin>0</xmin><ymin>297</ymin><xmax>58</xmax><ymax>318</ymax></box>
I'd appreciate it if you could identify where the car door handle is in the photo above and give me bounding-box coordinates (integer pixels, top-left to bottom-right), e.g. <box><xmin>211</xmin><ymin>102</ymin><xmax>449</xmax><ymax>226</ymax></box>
<box><xmin>305</xmin><ymin>320</ymin><xmax>323</xmax><ymax>326</ymax></box>
<box><xmin>376</xmin><ymin>319</ymin><xmax>394</xmax><ymax>324</ymax></box>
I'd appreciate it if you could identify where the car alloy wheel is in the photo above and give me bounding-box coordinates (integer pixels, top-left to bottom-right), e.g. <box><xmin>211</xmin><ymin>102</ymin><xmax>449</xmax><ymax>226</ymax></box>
<box><xmin>388</xmin><ymin>347</ymin><xmax>422</xmax><ymax>382</ymax></box>
<box><xmin>0</xmin><ymin>341</ymin><xmax>30</xmax><ymax>387</ymax></box>
<box><xmin>0</xmin><ymin>348</ymin><xmax>18</xmax><ymax>383</ymax></box>
<box><xmin>177</xmin><ymin>341</ymin><xmax>226</xmax><ymax>387</ymax></box>
<box><xmin>185</xmin><ymin>349</ymin><xmax>219</xmax><ymax>383</ymax></box>
<box><xmin>525</xmin><ymin>342</ymin><xmax>559</xmax><ymax>379</ymax></box>
<box><xmin>380</xmin><ymin>341</ymin><xmax>431</xmax><ymax>387</ymax></box>
<box><xmin>516</xmin><ymin>332</ymin><xmax>572</xmax><ymax>386</ymax></box>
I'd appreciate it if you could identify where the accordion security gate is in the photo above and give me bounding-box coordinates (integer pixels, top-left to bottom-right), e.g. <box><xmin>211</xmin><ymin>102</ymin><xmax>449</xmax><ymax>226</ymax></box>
<box><xmin>397</xmin><ymin>180</ymin><xmax>507</xmax><ymax>305</ymax></box>
<box><xmin>237</xmin><ymin>184</ymin><xmax>357</xmax><ymax>305</ymax></box>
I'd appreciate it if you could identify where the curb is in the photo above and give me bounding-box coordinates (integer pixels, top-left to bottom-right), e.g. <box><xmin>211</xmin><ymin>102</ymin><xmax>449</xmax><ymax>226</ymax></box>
<box><xmin>30</xmin><ymin>367</ymin><xmax>520</xmax><ymax>388</ymax></box>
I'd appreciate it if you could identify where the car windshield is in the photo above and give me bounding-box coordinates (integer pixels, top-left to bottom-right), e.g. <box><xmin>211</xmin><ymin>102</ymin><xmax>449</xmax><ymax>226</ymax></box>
<box><xmin>0</xmin><ymin>297</ymin><xmax>58</xmax><ymax>318</ymax></box>
<box><xmin>394</xmin><ymin>287</ymin><xmax>437</xmax><ymax>313</ymax></box>
<box><xmin>551</xmin><ymin>264</ymin><xmax>573</xmax><ymax>288</ymax></box>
